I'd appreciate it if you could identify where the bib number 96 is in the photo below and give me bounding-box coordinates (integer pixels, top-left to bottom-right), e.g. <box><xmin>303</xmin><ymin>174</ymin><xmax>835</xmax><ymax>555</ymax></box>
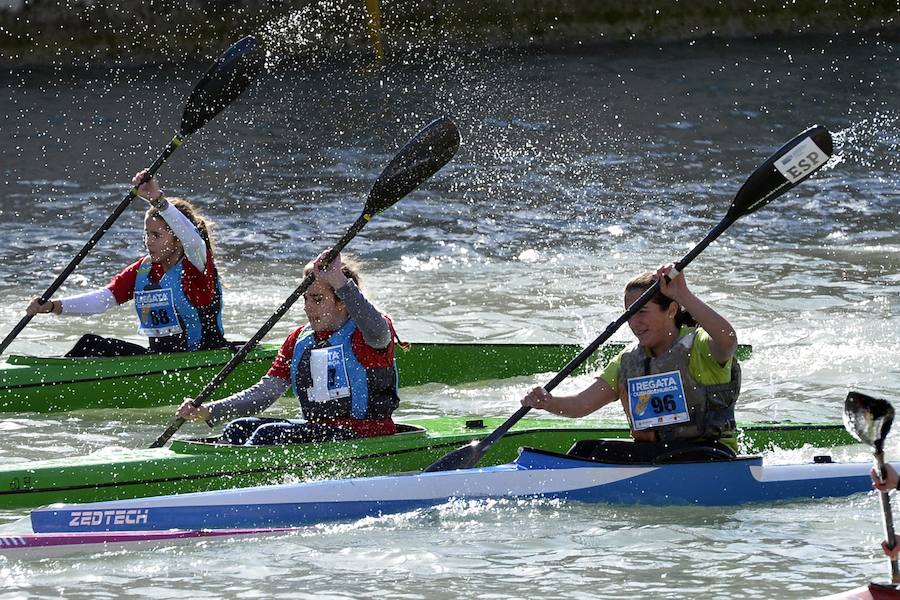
<box><xmin>651</xmin><ymin>394</ymin><xmax>677</xmax><ymax>414</ymax></box>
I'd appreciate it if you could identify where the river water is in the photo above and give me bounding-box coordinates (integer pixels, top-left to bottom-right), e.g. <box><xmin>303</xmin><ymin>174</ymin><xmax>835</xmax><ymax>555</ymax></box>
<box><xmin>0</xmin><ymin>28</ymin><xmax>898</xmax><ymax>599</ymax></box>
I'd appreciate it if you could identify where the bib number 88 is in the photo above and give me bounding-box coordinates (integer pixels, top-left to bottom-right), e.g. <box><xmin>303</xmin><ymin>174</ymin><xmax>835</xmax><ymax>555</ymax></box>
<box><xmin>149</xmin><ymin>309</ymin><xmax>171</xmax><ymax>326</ymax></box>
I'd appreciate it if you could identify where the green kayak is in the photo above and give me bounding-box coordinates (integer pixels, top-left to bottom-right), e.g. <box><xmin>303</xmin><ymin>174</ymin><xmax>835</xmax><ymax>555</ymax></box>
<box><xmin>0</xmin><ymin>415</ymin><xmax>850</xmax><ymax>510</ymax></box>
<box><xmin>0</xmin><ymin>342</ymin><xmax>753</xmax><ymax>413</ymax></box>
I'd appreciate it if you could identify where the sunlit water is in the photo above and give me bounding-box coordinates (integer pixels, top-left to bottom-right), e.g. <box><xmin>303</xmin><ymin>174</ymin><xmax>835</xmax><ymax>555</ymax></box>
<box><xmin>0</xmin><ymin>27</ymin><xmax>898</xmax><ymax>599</ymax></box>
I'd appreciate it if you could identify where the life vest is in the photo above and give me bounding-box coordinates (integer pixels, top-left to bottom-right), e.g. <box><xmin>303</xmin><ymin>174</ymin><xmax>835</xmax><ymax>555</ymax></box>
<box><xmin>617</xmin><ymin>328</ymin><xmax>740</xmax><ymax>442</ymax></box>
<box><xmin>133</xmin><ymin>256</ymin><xmax>226</xmax><ymax>352</ymax></box>
<box><xmin>290</xmin><ymin>318</ymin><xmax>400</xmax><ymax>421</ymax></box>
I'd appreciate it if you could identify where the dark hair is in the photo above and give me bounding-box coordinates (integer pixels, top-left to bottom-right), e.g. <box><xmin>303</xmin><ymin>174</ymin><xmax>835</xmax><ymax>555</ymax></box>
<box><xmin>146</xmin><ymin>197</ymin><xmax>216</xmax><ymax>257</ymax></box>
<box><xmin>625</xmin><ymin>271</ymin><xmax>697</xmax><ymax>328</ymax></box>
<box><xmin>303</xmin><ymin>254</ymin><xmax>363</xmax><ymax>294</ymax></box>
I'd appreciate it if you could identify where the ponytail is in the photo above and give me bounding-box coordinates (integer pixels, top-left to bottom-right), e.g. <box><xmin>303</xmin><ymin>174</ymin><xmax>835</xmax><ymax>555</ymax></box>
<box><xmin>674</xmin><ymin>307</ymin><xmax>697</xmax><ymax>328</ymax></box>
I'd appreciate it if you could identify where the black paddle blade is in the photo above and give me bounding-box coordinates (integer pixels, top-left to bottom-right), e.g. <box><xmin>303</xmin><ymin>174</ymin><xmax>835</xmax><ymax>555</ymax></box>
<box><xmin>366</xmin><ymin>116</ymin><xmax>461</xmax><ymax>216</ymax></box>
<box><xmin>728</xmin><ymin>124</ymin><xmax>833</xmax><ymax>220</ymax></box>
<box><xmin>423</xmin><ymin>441</ymin><xmax>482</xmax><ymax>473</ymax></box>
<box><xmin>180</xmin><ymin>36</ymin><xmax>263</xmax><ymax>136</ymax></box>
<box><xmin>844</xmin><ymin>391</ymin><xmax>895</xmax><ymax>451</ymax></box>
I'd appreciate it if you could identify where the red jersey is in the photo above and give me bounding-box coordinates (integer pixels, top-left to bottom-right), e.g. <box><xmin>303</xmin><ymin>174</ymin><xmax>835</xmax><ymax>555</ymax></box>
<box><xmin>106</xmin><ymin>253</ymin><xmax>218</xmax><ymax>307</ymax></box>
<box><xmin>268</xmin><ymin>317</ymin><xmax>397</xmax><ymax>437</ymax></box>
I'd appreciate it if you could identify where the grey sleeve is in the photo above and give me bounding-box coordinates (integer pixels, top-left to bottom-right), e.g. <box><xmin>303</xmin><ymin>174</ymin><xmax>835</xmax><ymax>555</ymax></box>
<box><xmin>205</xmin><ymin>375</ymin><xmax>291</xmax><ymax>425</ymax></box>
<box><xmin>335</xmin><ymin>280</ymin><xmax>391</xmax><ymax>349</ymax></box>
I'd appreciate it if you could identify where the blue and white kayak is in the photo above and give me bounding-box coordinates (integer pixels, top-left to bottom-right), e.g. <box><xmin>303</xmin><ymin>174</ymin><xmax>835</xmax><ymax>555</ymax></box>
<box><xmin>25</xmin><ymin>448</ymin><xmax>883</xmax><ymax>536</ymax></box>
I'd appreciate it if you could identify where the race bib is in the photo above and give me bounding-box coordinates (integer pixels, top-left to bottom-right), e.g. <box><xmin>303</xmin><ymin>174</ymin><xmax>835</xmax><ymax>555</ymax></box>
<box><xmin>134</xmin><ymin>288</ymin><xmax>182</xmax><ymax>337</ymax></box>
<box><xmin>307</xmin><ymin>345</ymin><xmax>351</xmax><ymax>403</ymax></box>
<box><xmin>627</xmin><ymin>370</ymin><xmax>689</xmax><ymax>431</ymax></box>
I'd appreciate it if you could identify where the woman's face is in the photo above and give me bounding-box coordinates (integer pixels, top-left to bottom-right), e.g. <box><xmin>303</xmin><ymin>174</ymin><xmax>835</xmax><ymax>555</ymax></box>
<box><xmin>143</xmin><ymin>215</ymin><xmax>182</xmax><ymax>267</ymax></box>
<box><xmin>625</xmin><ymin>288</ymin><xmax>678</xmax><ymax>350</ymax></box>
<box><xmin>303</xmin><ymin>279</ymin><xmax>349</xmax><ymax>332</ymax></box>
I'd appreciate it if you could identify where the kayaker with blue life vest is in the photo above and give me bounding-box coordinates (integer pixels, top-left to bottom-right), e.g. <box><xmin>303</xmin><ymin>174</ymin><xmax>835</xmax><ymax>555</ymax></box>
<box><xmin>25</xmin><ymin>170</ymin><xmax>227</xmax><ymax>357</ymax></box>
<box><xmin>175</xmin><ymin>250</ymin><xmax>400</xmax><ymax>445</ymax></box>
<box><xmin>521</xmin><ymin>264</ymin><xmax>741</xmax><ymax>452</ymax></box>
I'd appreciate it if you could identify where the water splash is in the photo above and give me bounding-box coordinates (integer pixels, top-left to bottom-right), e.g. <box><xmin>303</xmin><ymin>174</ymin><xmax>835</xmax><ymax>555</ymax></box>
<box><xmin>258</xmin><ymin>0</ymin><xmax>368</xmax><ymax>68</ymax></box>
<box><xmin>830</xmin><ymin>111</ymin><xmax>900</xmax><ymax>172</ymax></box>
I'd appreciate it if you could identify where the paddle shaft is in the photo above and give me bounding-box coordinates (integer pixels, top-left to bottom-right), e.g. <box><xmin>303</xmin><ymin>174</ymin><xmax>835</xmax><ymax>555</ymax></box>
<box><xmin>427</xmin><ymin>216</ymin><xmax>736</xmax><ymax>469</ymax></box>
<box><xmin>874</xmin><ymin>450</ymin><xmax>900</xmax><ymax>583</ymax></box>
<box><xmin>0</xmin><ymin>134</ymin><xmax>185</xmax><ymax>358</ymax></box>
<box><xmin>150</xmin><ymin>214</ymin><xmax>371</xmax><ymax>448</ymax></box>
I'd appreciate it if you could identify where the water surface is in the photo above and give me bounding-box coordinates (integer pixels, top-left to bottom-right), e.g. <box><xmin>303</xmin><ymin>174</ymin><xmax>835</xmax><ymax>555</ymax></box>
<box><xmin>0</xmin><ymin>33</ymin><xmax>898</xmax><ymax>599</ymax></box>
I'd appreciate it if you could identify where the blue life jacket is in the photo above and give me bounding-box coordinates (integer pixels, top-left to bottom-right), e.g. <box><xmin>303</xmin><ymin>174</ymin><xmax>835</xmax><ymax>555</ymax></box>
<box><xmin>133</xmin><ymin>256</ymin><xmax>226</xmax><ymax>352</ymax></box>
<box><xmin>290</xmin><ymin>318</ymin><xmax>399</xmax><ymax>420</ymax></box>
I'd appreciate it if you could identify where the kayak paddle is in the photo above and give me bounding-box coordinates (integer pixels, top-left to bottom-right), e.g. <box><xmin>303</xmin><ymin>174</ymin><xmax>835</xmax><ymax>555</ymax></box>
<box><xmin>0</xmin><ymin>36</ymin><xmax>262</xmax><ymax>358</ymax></box>
<box><xmin>844</xmin><ymin>391</ymin><xmax>900</xmax><ymax>584</ymax></box>
<box><xmin>150</xmin><ymin>116</ymin><xmax>462</xmax><ymax>448</ymax></box>
<box><xmin>424</xmin><ymin>124</ymin><xmax>834</xmax><ymax>473</ymax></box>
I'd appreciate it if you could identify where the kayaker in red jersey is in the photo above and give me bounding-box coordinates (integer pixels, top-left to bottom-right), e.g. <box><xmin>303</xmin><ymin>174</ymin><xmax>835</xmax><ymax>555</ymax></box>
<box><xmin>521</xmin><ymin>264</ymin><xmax>741</xmax><ymax>453</ymax></box>
<box><xmin>176</xmin><ymin>250</ymin><xmax>400</xmax><ymax>445</ymax></box>
<box><xmin>872</xmin><ymin>463</ymin><xmax>900</xmax><ymax>559</ymax></box>
<box><xmin>26</xmin><ymin>170</ymin><xmax>227</xmax><ymax>357</ymax></box>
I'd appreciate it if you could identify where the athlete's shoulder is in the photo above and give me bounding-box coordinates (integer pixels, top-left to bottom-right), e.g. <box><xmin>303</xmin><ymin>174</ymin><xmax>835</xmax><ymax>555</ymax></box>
<box><xmin>105</xmin><ymin>257</ymin><xmax>146</xmax><ymax>303</ymax></box>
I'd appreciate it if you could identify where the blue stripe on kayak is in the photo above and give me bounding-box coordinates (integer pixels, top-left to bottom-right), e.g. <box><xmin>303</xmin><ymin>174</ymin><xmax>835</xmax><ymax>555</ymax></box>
<box><xmin>30</xmin><ymin>462</ymin><xmax>873</xmax><ymax>533</ymax></box>
<box><xmin>31</xmin><ymin>499</ymin><xmax>442</xmax><ymax>533</ymax></box>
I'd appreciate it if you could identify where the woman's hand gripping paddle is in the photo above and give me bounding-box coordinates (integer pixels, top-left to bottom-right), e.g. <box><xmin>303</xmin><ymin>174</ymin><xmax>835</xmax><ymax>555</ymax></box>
<box><xmin>0</xmin><ymin>36</ymin><xmax>263</xmax><ymax>357</ymax></box>
<box><xmin>424</xmin><ymin>124</ymin><xmax>834</xmax><ymax>473</ymax></box>
<box><xmin>844</xmin><ymin>391</ymin><xmax>900</xmax><ymax>584</ymax></box>
<box><xmin>150</xmin><ymin>116</ymin><xmax>461</xmax><ymax>448</ymax></box>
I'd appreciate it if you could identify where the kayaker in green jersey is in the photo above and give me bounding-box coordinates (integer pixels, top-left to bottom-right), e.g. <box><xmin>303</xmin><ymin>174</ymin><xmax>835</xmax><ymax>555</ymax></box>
<box><xmin>25</xmin><ymin>170</ymin><xmax>227</xmax><ymax>357</ymax></box>
<box><xmin>521</xmin><ymin>264</ymin><xmax>741</xmax><ymax>452</ymax></box>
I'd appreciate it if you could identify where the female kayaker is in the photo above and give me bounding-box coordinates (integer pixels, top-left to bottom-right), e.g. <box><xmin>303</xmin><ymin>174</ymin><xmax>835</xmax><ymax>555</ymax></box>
<box><xmin>521</xmin><ymin>264</ymin><xmax>741</xmax><ymax>452</ymax></box>
<box><xmin>175</xmin><ymin>250</ymin><xmax>400</xmax><ymax>445</ymax></box>
<box><xmin>25</xmin><ymin>170</ymin><xmax>227</xmax><ymax>357</ymax></box>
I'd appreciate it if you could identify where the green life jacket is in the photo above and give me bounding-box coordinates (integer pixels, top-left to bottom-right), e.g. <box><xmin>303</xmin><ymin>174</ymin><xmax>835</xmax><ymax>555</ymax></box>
<box><xmin>617</xmin><ymin>329</ymin><xmax>741</xmax><ymax>442</ymax></box>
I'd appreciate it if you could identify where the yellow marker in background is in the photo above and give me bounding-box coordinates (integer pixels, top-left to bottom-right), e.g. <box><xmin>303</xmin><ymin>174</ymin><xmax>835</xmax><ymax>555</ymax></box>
<box><xmin>365</xmin><ymin>0</ymin><xmax>384</xmax><ymax>65</ymax></box>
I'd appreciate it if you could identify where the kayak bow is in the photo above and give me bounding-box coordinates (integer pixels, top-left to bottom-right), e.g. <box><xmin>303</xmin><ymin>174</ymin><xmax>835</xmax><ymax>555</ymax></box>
<box><xmin>815</xmin><ymin>583</ymin><xmax>900</xmax><ymax>599</ymax></box>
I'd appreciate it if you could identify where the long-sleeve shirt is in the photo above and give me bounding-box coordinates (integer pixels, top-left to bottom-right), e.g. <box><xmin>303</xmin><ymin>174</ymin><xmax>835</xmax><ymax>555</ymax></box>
<box><xmin>58</xmin><ymin>201</ymin><xmax>215</xmax><ymax>315</ymax></box>
<box><xmin>206</xmin><ymin>280</ymin><xmax>393</xmax><ymax>425</ymax></box>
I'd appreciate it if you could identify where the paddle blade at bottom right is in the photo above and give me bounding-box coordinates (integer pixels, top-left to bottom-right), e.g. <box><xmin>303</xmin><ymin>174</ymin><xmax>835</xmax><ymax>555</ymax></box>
<box><xmin>844</xmin><ymin>391</ymin><xmax>895</xmax><ymax>450</ymax></box>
